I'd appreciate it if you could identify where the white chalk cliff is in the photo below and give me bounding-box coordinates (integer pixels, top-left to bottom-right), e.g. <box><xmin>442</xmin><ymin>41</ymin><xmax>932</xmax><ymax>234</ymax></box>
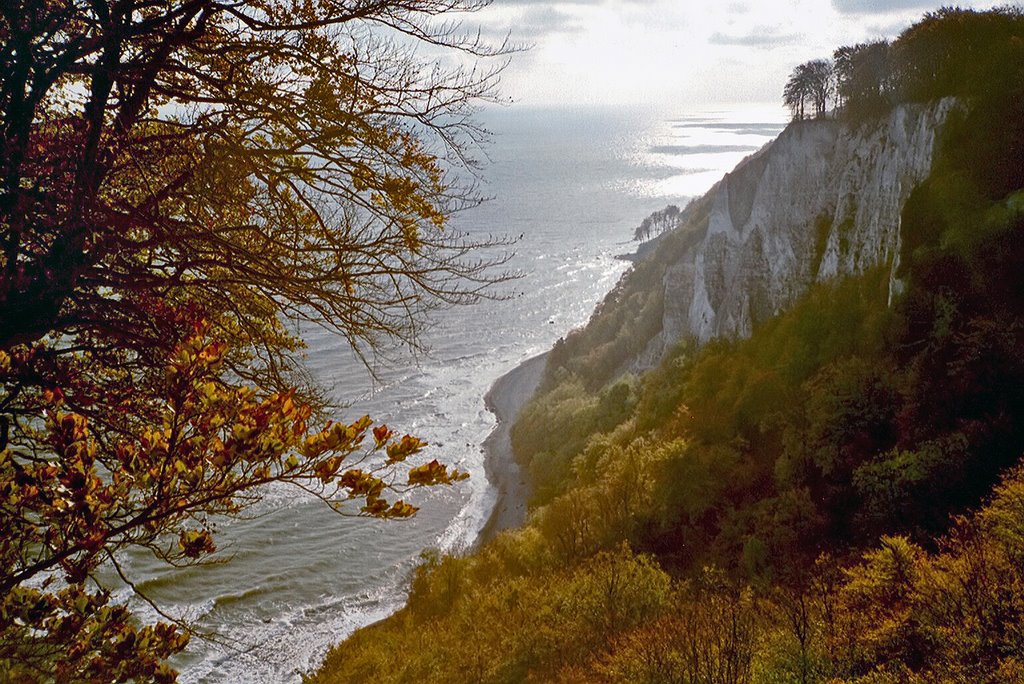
<box><xmin>634</xmin><ymin>99</ymin><xmax>958</xmax><ymax>368</ymax></box>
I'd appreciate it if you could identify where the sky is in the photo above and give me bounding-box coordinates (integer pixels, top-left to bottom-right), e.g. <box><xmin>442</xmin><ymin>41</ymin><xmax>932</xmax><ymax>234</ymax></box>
<box><xmin>468</xmin><ymin>0</ymin><xmax>1007</xmax><ymax>107</ymax></box>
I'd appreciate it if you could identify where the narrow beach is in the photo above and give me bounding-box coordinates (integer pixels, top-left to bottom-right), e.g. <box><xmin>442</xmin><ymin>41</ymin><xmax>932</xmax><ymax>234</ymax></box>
<box><xmin>476</xmin><ymin>352</ymin><xmax>548</xmax><ymax>546</ymax></box>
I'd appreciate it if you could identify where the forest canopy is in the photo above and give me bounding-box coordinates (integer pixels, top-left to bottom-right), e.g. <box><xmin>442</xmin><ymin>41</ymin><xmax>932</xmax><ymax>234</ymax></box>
<box><xmin>783</xmin><ymin>6</ymin><xmax>1024</xmax><ymax>121</ymax></box>
<box><xmin>0</xmin><ymin>0</ymin><xmax>508</xmax><ymax>679</ymax></box>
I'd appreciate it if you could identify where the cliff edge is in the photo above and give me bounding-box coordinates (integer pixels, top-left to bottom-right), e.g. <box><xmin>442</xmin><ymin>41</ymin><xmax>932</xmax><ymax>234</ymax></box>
<box><xmin>632</xmin><ymin>100</ymin><xmax>957</xmax><ymax>370</ymax></box>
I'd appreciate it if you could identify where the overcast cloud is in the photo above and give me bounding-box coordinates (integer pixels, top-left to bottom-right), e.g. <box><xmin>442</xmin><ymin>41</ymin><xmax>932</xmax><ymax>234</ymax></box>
<box><xmin>472</xmin><ymin>0</ymin><xmax>1005</xmax><ymax>106</ymax></box>
<box><xmin>832</xmin><ymin>0</ymin><xmax>937</xmax><ymax>14</ymax></box>
<box><xmin>708</xmin><ymin>27</ymin><xmax>803</xmax><ymax>48</ymax></box>
<box><xmin>513</xmin><ymin>7</ymin><xmax>584</xmax><ymax>38</ymax></box>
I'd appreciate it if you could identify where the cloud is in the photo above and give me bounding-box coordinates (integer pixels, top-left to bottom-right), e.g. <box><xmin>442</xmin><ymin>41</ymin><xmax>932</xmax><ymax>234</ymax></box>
<box><xmin>708</xmin><ymin>26</ymin><xmax>802</xmax><ymax>48</ymax></box>
<box><xmin>863</xmin><ymin>18</ymin><xmax>917</xmax><ymax>37</ymax></box>
<box><xmin>479</xmin><ymin>0</ymin><xmax>658</xmax><ymax>39</ymax></box>
<box><xmin>516</xmin><ymin>7</ymin><xmax>585</xmax><ymax>38</ymax></box>
<box><xmin>831</xmin><ymin>0</ymin><xmax>933</xmax><ymax>14</ymax></box>
<box><xmin>474</xmin><ymin>5</ymin><xmax>585</xmax><ymax>44</ymax></box>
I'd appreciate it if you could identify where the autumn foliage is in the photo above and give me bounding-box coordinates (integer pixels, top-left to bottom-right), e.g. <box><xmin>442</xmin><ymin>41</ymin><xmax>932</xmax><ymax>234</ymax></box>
<box><xmin>0</xmin><ymin>322</ymin><xmax>470</xmax><ymax>679</ymax></box>
<box><xmin>0</xmin><ymin>0</ymin><xmax>502</xmax><ymax>679</ymax></box>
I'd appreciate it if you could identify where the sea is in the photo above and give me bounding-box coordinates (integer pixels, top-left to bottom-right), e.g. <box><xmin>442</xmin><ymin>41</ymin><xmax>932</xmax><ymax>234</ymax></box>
<box><xmin>127</xmin><ymin>103</ymin><xmax>787</xmax><ymax>682</ymax></box>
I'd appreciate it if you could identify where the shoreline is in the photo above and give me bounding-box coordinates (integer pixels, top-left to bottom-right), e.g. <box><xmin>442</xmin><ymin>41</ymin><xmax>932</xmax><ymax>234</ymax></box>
<box><xmin>474</xmin><ymin>352</ymin><xmax>548</xmax><ymax>548</ymax></box>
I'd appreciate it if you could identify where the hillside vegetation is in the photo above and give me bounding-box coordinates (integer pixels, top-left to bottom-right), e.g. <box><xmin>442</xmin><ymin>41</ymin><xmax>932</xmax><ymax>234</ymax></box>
<box><xmin>310</xmin><ymin>8</ymin><xmax>1024</xmax><ymax>683</ymax></box>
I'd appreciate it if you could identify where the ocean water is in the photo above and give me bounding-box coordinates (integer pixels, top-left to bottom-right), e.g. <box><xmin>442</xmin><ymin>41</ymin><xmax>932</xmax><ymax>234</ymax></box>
<box><xmin>133</xmin><ymin>103</ymin><xmax>786</xmax><ymax>682</ymax></box>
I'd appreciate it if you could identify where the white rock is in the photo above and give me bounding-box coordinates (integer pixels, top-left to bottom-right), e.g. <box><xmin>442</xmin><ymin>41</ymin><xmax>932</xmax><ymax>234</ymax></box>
<box><xmin>634</xmin><ymin>99</ymin><xmax>957</xmax><ymax>368</ymax></box>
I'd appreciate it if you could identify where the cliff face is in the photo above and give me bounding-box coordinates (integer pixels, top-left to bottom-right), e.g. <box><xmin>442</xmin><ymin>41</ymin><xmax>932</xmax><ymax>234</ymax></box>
<box><xmin>636</xmin><ymin>100</ymin><xmax>957</xmax><ymax>367</ymax></box>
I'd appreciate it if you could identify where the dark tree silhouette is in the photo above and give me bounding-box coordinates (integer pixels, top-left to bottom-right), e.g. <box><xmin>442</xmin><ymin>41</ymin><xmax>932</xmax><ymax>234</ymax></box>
<box><xmin>834</xmin><ymin>41</ymin><xmax>893</xmax><ymax>119</ymax></box>
<box><xmin>783</xmin><ymin>71</ymin><xmax>809</xmax><ymax>121</ymax></box>
<box><xmin>805</xmin><ymin>59</ymin><xmax>836</xmax><ymax>117</ymax></box>
<box><xmin>784</xmin><ymin>59</ymin><xmax>835</xmax><ymax>121</ymax></box>
<box><xmin>634</xmin><ymin>205</ymin><xmax>681</xmax><ymax>242</ymax></box>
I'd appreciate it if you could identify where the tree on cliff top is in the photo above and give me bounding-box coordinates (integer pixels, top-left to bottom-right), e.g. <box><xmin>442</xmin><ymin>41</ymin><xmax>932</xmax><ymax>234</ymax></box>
<box><xmin>0</xmin><ymin>0</ymin><xmax>508</xmax><ymax>679</ymax></box>
<box><xmin>784</xmin><ymin>59</ymin><xmax>835</xmax><ymax>121</ymax></box>
<box><xmin>823</xmin><ymin>8</ymin><xmax>1024</xmax><ymax>123</ymax></box>
<box><xmin>833</xmin><ymin>41</ymin><xmax>893</xmax><ymax>118</ymax></box>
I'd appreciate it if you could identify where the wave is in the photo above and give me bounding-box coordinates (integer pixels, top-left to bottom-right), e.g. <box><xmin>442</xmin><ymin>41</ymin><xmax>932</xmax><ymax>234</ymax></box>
<box><xmin>177</xmin><ymin>577</ymin><xmax>410</xmax><ymax>684</ymax></box>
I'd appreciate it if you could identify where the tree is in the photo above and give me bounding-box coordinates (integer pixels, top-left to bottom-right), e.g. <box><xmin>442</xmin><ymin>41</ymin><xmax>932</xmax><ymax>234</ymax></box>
<box><xmin>783</xmin><ymin>71</ymin><xmax>809</xmax><ymax>121</ymax></box>
<box><xmin>893</xmin><ymin>6</ymin><xmax>1024</xmax><ymax>102</ymax></box>
<box><xmin>805</xmin><ymin>59</ymin><xmax>835</xmax><ymax>118</ymax></box>
<box><xmin>633</xmin><ymin>205</ymin><xmax>680</xmax><ymax>243</ymax></box>
<box><xmin>784</xmin><ymin>59</ymin><xmax>835</xmax><ymax>121</ymax></box>
<box><xmin>0</xmin><ymin>0</ymin><xmax>508</xmax><ymax>679</ymax></box>
<box><xmin>833</xmin><ymin>41</ymin><xmax>892</xmax><ymax>119</ymax></box>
